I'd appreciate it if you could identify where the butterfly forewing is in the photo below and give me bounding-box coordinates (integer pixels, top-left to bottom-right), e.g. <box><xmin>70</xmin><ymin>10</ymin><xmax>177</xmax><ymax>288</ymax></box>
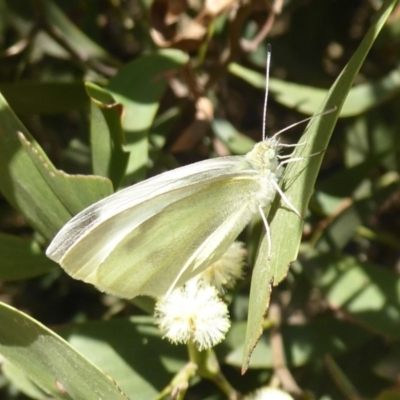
<box><xmin>47</xmin><ymin>156</ymin><xmax>248</xmax><ymax>263</ymax></box>
<box><xmin>48</xmin><ymin>156</ymin><xmax>267</xmax><ymax>298</ymax></box>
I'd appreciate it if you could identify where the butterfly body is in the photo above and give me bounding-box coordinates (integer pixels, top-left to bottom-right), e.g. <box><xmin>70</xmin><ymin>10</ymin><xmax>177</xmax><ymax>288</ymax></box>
<box><xmin>46</xmin><ymin>138</ymin><xmax>283</xmax><ymax>298</ymax></box>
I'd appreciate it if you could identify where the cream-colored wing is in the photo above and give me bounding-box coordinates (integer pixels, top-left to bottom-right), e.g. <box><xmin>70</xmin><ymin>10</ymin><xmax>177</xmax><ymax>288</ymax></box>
<box><xmin>46</xmin><ymin>157</ymin><xmax>263</xmax><ymax>298</ymax></box>
<box><xmin>47</xmin><ymin>156</ymin><xmax>247</xmax><ymax>263</ymax></box>
<box><xmin>96</xmin><ymin>178</ymin><xmax>258</xmax><ymax>298</ymax></box>
<box><xmin>73</xmin><ymin>177</ymin><xmax>261</xmax><ymax>298</ymax></box>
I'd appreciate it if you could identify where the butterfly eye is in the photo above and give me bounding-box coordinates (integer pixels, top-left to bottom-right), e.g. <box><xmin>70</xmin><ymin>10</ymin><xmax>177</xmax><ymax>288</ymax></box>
<box><xmin>266</xmin><ymin>149</ymin><xmax>275</xmax><ymax>159</ymax></box>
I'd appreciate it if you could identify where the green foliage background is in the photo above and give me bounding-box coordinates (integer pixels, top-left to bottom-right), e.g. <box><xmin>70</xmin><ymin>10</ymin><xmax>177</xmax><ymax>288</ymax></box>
<box><xmin>0</xmin><ymin>0</ymin><xmax>399</xmax><ymax>399</ymax></box>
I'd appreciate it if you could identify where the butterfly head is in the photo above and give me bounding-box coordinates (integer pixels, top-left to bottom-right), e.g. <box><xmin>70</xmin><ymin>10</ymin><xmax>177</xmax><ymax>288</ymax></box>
<box><xmin>245</xmin><ymin>137</ymin><xmax>281</xmax><ymax>173</ymax></box>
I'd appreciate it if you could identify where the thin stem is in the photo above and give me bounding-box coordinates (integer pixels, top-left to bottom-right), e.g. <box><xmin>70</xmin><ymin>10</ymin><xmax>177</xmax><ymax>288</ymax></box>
<box><xmin>187</xmin><ymin>342</ymin><xmax>240</xmax><ymax>400</ymax></box>
<box><xmin>269</xmin><ymin>301</ymin><xmax>302</xmax><ymax>396</ymax></box>
<box><xmin>154</xmin><ymin>362</ymin><xmax>197</xmax><ymax>400</ymax></box>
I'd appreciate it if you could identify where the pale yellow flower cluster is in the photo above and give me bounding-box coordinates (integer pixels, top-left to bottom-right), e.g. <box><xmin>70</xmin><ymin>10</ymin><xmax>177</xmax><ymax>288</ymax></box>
<box><xmin>244</xmin><ymin>387</ymin><xmax>295</xmax><ymax>400</ymax></box>
<box><xmin>155</xmin><ymin>242</ymin><xmax>246</xmax><ymax>350</ymax></box>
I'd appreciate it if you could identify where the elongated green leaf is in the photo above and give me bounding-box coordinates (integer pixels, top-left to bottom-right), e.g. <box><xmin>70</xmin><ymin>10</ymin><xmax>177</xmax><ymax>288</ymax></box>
<box><xmin>86</xmin><ymin>82</ymin><xmax>130</xmax><ymax>189</ymax></box>
<box><xmin>37</xmin><ymin>0</ymin><xmax>115</xmax><ymax>62</ymax></box>
<box><xmin>0</xmin><ymin>302</ymin><xmax>128</xmax><ymax>400</ymax></box>
<box><xmin>242</xmin><ymin>0</ymin><xmax>397</xmax><ymax>372</ymax></box>
<box><xmin>0</xmin><ymin>233</ymin><xmax>55</xmax><ymax>280</ymax></box>
<box><xmin>229</xmin><ymin>59</ymin><xmax>400</xmax><ymax>118</ymax></box>
<box><xmin>107</xmin><ymin>49</ymin><xmax>189</xmax><ymax>180</ymax></box>
<box><xmin>0</xmin><ymin>92</ymin><xmax>113</xmax><ymax>239</ymax></box>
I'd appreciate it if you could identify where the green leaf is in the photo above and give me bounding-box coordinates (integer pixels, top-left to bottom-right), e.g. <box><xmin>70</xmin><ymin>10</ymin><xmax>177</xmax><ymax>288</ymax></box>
<box><xmin>0</xmin><ymin>302</ymin><xmax>129</xmax><ymax>399</ymax></box>
<box><xmin>0</xmin><ymin>82</ymin><xmax>88</xmax><ymax>114</ymax></box>
<box><xmin>2</xmin><ymin>359</ymin><xmax>49</xmax><ymax>400</ymax></box>
<box><xmin>0</xmin><ymin>92</ymin><xmax>113</xmax><ymax>239</ymax></box>
<box><xmin>229</xmin><ymin>58</ymin><xmax>400</xmax><ymax>118</ymax></box>
<box><xmin>242</xmin><ymin>0</ymin><xmax>397</xmax><ymax>372</ymax></box>
<box><xmin>0</xmin><ymin>233</ymin><xmax>55</xmax><ymax>280</ymax></box>
<box><xmin>305</xmin><ymin>253</ymin><xmax>400</xmax><ymax>339</ymax></box>
<box><xmin>36</xmin><ymin>0</ymin><xmax>116</xmax><ymax>62</ymax></box>
<box><xmin>314</xmin><ymin>174</ymin><xmax>398</xmax><ymax>252</ymax></box>
<box><xmin>57</xmin><ymin>316</ymin><xmax>187</xmax><ymax>399</ymax></box>
<box><xmin>221</xmin><ymin>318</ymin><xmax>371</xmax><ymax>369</ymax></box>
<box><xmin>107</xmin><ymin>49</ymin><xmax>189</xmax><ymax>180</ymax></box>
<box><xmin>86</xmin><ymin>82</ymin><xmax>130</xmax><ymax>189</ymax></box>
<box><xmin>212</xmin><ymin>118</ymin><xmax>255</xmax><ymax>155</ymax></box>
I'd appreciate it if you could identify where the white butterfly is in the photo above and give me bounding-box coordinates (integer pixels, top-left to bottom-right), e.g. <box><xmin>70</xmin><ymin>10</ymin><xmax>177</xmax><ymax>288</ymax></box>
<box><xmin>46</xmin><ymin>51</ymin><xmax>305</xmax><ymax>299</ymax></box>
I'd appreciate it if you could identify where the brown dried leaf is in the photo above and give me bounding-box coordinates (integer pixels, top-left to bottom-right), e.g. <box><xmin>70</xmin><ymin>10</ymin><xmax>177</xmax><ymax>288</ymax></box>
<box><xmin>170</xmin><ymin>97</ymin><xmax>213</xmax><ymax>153</ymax></box>
<box><xmin>150</xmin><ymin>0</ymin><xmax>239</xmax><ymax>50</ymax></box>
<box><xmin>151</xmin><ymin>0</ymin><xmax>207</xmax><ymax>49</ymax></box>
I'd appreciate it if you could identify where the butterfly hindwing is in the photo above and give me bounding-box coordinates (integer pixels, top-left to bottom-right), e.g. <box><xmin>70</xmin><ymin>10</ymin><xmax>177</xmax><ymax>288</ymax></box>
<box><xmin>92</xmin><ymin>176</ymin><xmax>261</xmax><ymax>297</ymax></box>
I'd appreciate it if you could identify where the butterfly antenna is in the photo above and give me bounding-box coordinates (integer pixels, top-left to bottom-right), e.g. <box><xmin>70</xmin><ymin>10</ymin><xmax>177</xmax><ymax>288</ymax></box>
<box><xmin>262</xmin><ymin>44</ymin><xmax>272</xmax><ymax>141</ymax></box>
<box><xmin>271</xmin><ymin>106</ymin><xmax>337</xmax><ymax>139</ymax></box>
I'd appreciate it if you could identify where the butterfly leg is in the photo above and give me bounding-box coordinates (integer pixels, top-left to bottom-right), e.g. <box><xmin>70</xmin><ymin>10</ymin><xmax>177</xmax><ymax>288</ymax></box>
<box><xmin>271</xmin><ymin>179</ymin><xmax>302</xmax><ymax>218</ymax></box>
<box><xmin>258</xmin><ymin>205</ymin><xmax>272</xmax><ymax>260</ymax></box>
<box><xmin>277</xmin><ymin>142</ymin><xmax>307</xmax><ymax>159</ymax></box>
